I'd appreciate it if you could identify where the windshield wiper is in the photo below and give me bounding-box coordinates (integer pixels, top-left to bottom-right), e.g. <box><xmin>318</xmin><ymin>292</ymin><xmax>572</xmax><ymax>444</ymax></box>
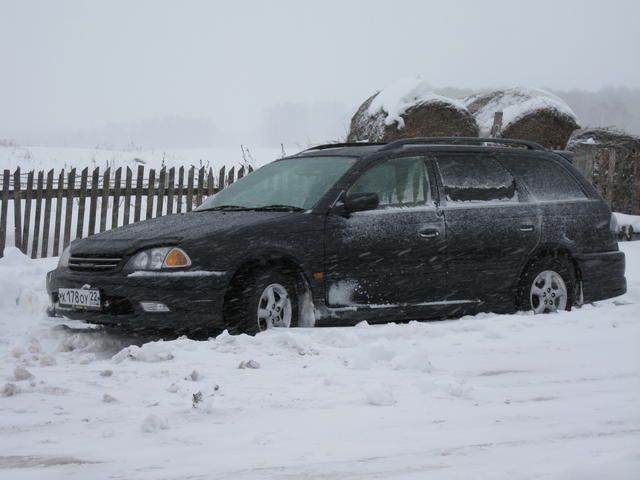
<box><xmin>251</xmin><ymin>204</ymin><xmax>306</xmax><ymax>212</ymax></box>
<box><xmin>197</xmin><ymin>205</ymin><xmax>251</xmax><ymax>212</ymax></box>
<box><xmin>198</xmin><ymin>204</ymin><xmax>305</xmax><ymax>212</ymax></box>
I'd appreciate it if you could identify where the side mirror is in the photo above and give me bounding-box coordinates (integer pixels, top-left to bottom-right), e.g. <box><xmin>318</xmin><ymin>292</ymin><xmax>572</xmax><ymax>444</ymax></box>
<box><xmin>344</xmin><ymin>192</ymin><xmax>379</xmax><ymax>213</ymax></box>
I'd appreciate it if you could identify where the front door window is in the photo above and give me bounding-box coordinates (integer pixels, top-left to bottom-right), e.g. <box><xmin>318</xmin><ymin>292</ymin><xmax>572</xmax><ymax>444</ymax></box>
<box><xmin>348</xmin><ymin>156</ymin><xmax>430</xmax><ymax>208</ymax></box>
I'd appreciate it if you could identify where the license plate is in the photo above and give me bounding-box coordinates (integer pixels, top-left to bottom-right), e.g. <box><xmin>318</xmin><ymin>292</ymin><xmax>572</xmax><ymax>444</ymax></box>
<box><xmin>58</xmin><ymin>288</ymin><xmax>101</xmax><ymax>309</ymax></box>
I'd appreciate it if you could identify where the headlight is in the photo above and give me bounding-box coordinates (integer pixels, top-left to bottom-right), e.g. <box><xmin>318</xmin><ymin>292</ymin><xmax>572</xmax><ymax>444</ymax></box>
<box><xmin>125</xmin><ymin>247</ymin><xmax>191</xmax><ymax>271</ymax></box>
<box><xmin>58</xmin><ymin>247</ymin><xmax>71</xmax><ymax>268</ymax></box>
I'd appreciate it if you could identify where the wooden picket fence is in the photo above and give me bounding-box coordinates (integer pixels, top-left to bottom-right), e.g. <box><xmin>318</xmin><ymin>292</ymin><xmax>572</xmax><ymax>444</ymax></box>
<box><xmin>0</xmin><ymin>163</ymin><xmax>252</xmax><ymax>259</ymax></box>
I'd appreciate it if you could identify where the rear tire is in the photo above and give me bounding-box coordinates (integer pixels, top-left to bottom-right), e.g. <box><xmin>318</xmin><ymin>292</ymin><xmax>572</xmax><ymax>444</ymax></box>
<box><xmin>517</xmin><ymin>256</ymin><xmax>576</xmax><ymax>313</ymax></box>
<box><xmin>225</xmin><ymin>268</ymin><xmax>299</xmax><ymax>335</ymax></box>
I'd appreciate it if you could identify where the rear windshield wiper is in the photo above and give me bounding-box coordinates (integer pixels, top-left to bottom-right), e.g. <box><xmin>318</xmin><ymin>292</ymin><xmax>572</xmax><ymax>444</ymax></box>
<box><xmin>251</xmin><ymin>205</ymin><xmax>306</xmax><ymax>212</ymax></box>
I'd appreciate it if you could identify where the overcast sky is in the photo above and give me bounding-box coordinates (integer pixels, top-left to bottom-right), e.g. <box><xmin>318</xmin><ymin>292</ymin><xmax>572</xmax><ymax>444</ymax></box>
<box><xmin>1</xmin><ymin>0</ymin><xmax>639</xmax><ymax>147</ymax></box>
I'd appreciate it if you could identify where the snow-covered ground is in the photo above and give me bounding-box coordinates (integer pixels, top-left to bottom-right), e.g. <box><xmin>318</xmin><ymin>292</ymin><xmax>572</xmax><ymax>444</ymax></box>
<box><xmin>615</xmin><ymin>212</ymin><xmax>640</xmax><ymax>231</ymax></box>
<box><xmin>0</xmin><ymin>244</ymin><xmax>639</xmax><ymax>479</ymax></box>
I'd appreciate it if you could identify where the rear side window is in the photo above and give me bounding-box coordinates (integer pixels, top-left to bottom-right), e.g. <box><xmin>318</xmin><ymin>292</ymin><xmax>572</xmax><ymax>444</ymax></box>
<box><xmin>436</xmin><ymin>155</ymin><xmax>517</xmax><ymax>203</ymax></box>
<box><xmin>499</xmin><ymin>156</ymin><xmax>587</xmax><ymax>201</ymax></box>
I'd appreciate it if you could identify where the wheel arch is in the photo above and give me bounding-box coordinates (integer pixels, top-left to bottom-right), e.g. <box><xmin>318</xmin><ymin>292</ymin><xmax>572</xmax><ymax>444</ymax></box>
<box><xmin>517</xmin><ymin>244</ymin><xmax>582</xmax><ymax>285</ymax></box>
<box><xmin>222</xmin><ymin>251</ymin><xmax>312</xmax><ymax>319</ymax></box>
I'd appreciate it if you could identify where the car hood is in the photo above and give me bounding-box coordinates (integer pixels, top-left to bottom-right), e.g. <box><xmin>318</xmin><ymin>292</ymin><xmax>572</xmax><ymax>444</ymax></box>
<box><xmin>69</xmin><ymin>210</ymin><xmax>297</xmax><ymax>256</ymax></box>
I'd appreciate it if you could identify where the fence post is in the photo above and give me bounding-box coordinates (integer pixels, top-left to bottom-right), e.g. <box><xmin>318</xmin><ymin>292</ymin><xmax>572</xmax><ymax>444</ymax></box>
<box><xmin>490</xmin><ymin>111</ymin><xmax>503</xmax><ymax>138</ymax></box>
<box><xmin>207</xmin><ymin>168</ymin><xmax>214</xmax><ymax>196</ymax></box>
<box><xmin>218</xmin><ymin>166</ymin><xmax>226</xmax><ymax>190</ymax></box>
<box><xmin>156</xmin><ymin>167</ymin><xmax>165</xmax><ymax>217</ymax></box>
<box><xmin>99</xmin><ymin>168</ymin><xmax>110</xmax><ymax>232</ymax></box>
<box><xmin>196</xmin><ymin>167</ymin><xmax>204</xmax><ymax>207</ymax></box>
<box><xmin>167</xmin><ymin>167</ymin><xmax>175</xmax><ymax>215</ymax></box>
<box><xmin>63</xmin><ymin>168</ymin><xmax>75</xmax><ymax>248</ymax></box>
<box><xmin>238</xmin><ymin>165</ymin><xmax>245</xmax><ymax>180</ymax></box>
<box><xmin>52</xmin><ymin>169</ymin><xmax>64</xmax><ymax>256</ymax></box>
<box><xmin>123</xmin><ymin>167</ymin><xmax>132</xmax><ymax>226</ymax></box>
<box><xmin>31</xmin><ymin>171</ymin><xmax>44</xmax><ymax>258</ymax></box>
<box><xmin>146</xmin><ymin>168</ymin><xmax>155</xmax><ymax>219</ymax></box>
<box><xmin>0</xmin><ymin>170</ymin><xmax>9</xmax><ymax>257</ymax></box>
<box><xmin>176</xmin><ymin>166</ymin><xmax>184</xmax><ymax>213</ymax></box>
<box><xmin>186</xmin><ymin>167</ymin><xmax>194</xmax><ymax>212</ymax></box>
<box><xmin>88</xmin><ymin>167</ymin><xmax>99</xmax><ymax>236</ymax></box>
<box><xmin>76</xmin><ymin>167</ymin><xmax>88</xmax><ymax>239</ymax></box>
<box><xmin>112</xmin><ymin>167</ymin><xmax>122</xmax><ymax>230</ymax></box>
<box><xmin>13</xmin><ymin>168</ymin><xmax>22</xmax><ymax>250</ymax></box>
<box><xmin>41</xmin><ymin>169</ymin><xmax>55</xmax><ymax>257</ymax></box>
<box><xmin>134</xmin><ymin>165</ymin><xmax>144</xmax><ymax>223</ymax></box>
<box><xmin>21</xmin><ymin>171</ymin><xmax>34</xmax><ymax>253</ymax></box>
<box><xmin>228</xmin><ymin>166</ymin><xmax>235</xmax><ymax>186</ymax></box>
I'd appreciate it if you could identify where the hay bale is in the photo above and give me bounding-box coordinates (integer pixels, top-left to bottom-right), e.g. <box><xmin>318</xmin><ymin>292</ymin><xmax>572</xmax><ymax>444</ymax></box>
<box><xmin>465</xmin><ymin>87</ymin><xmax>580</xmax><ymax>149</ymax></box>
<box><xmin>567</xmin><ymin>128</ymin><xmax>640</xmax><ymax>150</ymax></box>
<box><xmin>348</xmin><ymin>92</ymin><xmax>384</xmax><ymax>143</ymax></box>
<box><xmin>568</xmin><ymin>128</ymin><xmax>640</xmax><ymax>214</ymax></box>
<box><xmin>347</xmin><ymin>80</ymin><xmax>479</xmax><ymax>142</ymax></box>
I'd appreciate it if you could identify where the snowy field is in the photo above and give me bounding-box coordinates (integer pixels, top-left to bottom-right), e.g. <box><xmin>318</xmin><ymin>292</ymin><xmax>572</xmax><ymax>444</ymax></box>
<box><xmin>0</xmin><ymin>244</ymin><xmax>639</xmax><ymax>479</ymax></box>
<box><xmin>0</xmin><ymin>144</ymin><xmax>287</xmax><ymax>172</ymax></box>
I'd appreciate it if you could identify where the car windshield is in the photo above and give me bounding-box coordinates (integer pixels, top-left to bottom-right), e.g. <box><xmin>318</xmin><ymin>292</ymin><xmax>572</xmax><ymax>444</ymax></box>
<box><xmin>197</xmin><ymin>156</ymin><xmax>357</xmax><ymax>211</ymax></box>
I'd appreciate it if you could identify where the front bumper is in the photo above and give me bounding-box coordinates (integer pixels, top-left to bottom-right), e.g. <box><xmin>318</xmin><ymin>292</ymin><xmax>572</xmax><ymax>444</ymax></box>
<box><xmin>46</xmin><ymin>268</ymin><xmax>229</xmax><ymax>335</ymax></box>
<box><xmin>576</xmin><ymin>250</ymin><xmax>627</xmax><ymax>303</ymax></box>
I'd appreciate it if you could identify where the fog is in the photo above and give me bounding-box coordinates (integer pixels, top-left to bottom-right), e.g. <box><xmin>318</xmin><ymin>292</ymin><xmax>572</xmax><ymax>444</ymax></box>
<box><xmin>1</xmin><ymin>0</ymin><xmax>639</xmax><ymax>148</ymax></box>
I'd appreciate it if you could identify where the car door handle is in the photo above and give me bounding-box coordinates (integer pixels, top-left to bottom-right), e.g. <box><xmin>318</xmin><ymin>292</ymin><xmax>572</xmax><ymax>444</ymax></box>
<box><xmin>519</xmin><ymin>224</ymin><xmax>535</xmax><ymax>232</ymax></box>
<box><xmin>419</xmin><ymin>229</ymin><xmax>440</xmax><ymax>239</ymax></box>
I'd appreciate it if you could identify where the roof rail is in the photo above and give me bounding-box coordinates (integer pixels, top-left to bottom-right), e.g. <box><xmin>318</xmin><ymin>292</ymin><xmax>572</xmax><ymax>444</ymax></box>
<box><xmin>380</xmin><ymin>137</ymin><xmax>546</xmax><ymax>151</ymax></box>
<box><xmin>553</xmin><ymin>150</ymin><xmax>574</xmax><ymax>164</ymax></box>
<box><xmin>302</xmin><ymin>142</ymin><xmax>386</xmax><ymax>152</ymax></box>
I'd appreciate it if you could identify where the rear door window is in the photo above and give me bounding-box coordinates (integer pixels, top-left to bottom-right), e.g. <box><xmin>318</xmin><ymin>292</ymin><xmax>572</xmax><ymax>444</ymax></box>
<box><xmin>499</xmin><ymin>156</ymin><xmax>587</xmax><ymax>201</ymax></box>
<box><xmin>436</xmin><ymin>154</ymin><xmax>518</xmax><ymax>203</ymax></box>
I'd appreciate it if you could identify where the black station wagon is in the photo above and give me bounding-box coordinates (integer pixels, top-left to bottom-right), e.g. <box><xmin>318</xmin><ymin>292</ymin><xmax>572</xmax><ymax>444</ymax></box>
<box><xmin>47</xmin><ymin>137</ymin><xmax>627</xmax><ymax>335</ymax></box>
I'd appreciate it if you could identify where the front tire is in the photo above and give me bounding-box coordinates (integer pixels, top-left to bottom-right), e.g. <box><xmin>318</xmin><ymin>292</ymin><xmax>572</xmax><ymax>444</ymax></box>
<box><xmin>517</xmin><ymin>256</ymin><xmax>576</xmax><ymax>313</ymax></box>
<box><xmin>225</xmin><ymin>269</ymin><xmax>299</xmax><ymax>335</ymax></box>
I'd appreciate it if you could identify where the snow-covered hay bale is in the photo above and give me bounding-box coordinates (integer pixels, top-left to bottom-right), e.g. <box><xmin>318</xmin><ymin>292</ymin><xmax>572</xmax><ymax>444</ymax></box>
<box><xmin>347</xmin><ymin>80</ymin><xmax>479</xmax><ymax>142</ymax></box>
<box><xmin>465</xmin><ymin>87</ymin><xmax>579</xmax><ymax>149</ymax></box>
<box><xmin>567</xmin><ymin>128</ymin><xmax>640</xmax><ymax>151</ymax></box>
<box><xmin>568</xmin><ymin>128</ymin><xmax>640</xmax><ymax>214</ymax></box>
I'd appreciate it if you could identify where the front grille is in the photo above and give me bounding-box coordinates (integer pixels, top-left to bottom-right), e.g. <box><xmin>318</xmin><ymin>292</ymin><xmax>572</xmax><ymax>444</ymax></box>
<box><xmin>69</xmin><ymin>255</ymin><xmax>123</xmax><ymax>272</ymax></box>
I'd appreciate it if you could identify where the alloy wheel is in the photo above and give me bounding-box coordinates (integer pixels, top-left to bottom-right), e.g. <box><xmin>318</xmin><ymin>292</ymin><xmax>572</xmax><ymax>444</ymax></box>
<box><xmin>529</xmin><ymin>270</ymin><xmax>568</xmax><ymax>314</ymax></box>
<box><xmin>257</xmin><ymin>283</ymin><xmax>292</xmax><ymax>330</ymax></box>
